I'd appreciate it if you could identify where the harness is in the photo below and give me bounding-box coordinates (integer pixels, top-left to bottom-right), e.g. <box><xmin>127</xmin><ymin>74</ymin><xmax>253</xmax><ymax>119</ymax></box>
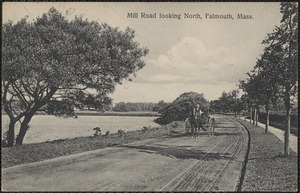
<box><xmin>190</xmin><ymin>107</ymin><xmax>202</xmax><ymax>128</ymax></box>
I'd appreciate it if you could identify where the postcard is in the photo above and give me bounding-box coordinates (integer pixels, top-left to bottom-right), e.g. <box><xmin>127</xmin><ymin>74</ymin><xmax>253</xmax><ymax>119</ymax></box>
<box><xmin>2</xmin><ymin>2</ymin><xmax>298</xmax><ymax>192</ymax></box>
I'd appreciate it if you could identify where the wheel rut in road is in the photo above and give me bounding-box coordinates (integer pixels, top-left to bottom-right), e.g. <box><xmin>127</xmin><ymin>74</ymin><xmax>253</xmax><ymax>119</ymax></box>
<box><xmin>156</xmin><ymin>117</ymin><xmax>249</xmax><ymax>191</ymax></box>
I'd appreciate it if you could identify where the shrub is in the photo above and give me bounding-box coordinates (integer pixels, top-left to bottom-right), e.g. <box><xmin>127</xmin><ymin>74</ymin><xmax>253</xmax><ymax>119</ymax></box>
<box><xmin>93</xmin><ymin>127</ymin><xmax>101</xmax><ymax>136</ymax></box>
<box><xmin>142</xmin><ymin>126</ymin><xmax>151</xmax><ymax>132</ymax></box>
<box><xmin>117</xmin><ymin>129</ymin><xmax>125</xmax><ymax>137</ymax></box>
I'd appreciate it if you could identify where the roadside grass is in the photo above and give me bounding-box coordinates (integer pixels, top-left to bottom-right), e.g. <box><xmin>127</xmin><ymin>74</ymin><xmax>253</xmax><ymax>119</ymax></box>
<box><xmin>1</xmin><ymin>122</ymin><xmax>183</xmax><ymax>169</ymax></box>
<box><xmin>236</xmin><ymin>119</ymin><xmax>298</xmax><ymax>192</ymax></box>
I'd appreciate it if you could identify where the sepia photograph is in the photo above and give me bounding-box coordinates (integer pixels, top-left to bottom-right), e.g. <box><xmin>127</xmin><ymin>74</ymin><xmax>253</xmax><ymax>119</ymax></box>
<box><xmin>1</xmin><ymin>1</ymin><xmax>298</xmax><ymax>192</ymax></box>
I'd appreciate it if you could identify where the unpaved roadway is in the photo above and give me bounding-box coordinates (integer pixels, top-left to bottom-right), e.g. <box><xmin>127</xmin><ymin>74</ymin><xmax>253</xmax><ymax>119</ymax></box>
<box><xmin>2</xmin><ymin>116</ymin><xmax>248</xmax><ymax>191</ymax></box>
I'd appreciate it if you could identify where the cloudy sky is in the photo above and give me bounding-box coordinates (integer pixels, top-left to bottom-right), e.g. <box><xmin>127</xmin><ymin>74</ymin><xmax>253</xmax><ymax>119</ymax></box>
<box><xmin>3</xmin><ymin>2</ymin><xmax>282</xmax><ymax>103</ymax></box>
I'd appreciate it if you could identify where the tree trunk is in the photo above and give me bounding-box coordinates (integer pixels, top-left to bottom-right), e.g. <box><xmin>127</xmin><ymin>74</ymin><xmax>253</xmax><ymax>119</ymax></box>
<box><xmin>265</xmin><ymin>103</ymin><xmax>269</xmax><ymax>134</ymax></box>
<box><xmin>284</xmin><ymin>93</ymin><xmax>291</xmax><ymax>157</ymax></box>
<box><xmin>7</xmin><ymin>119</ymin><xmax>16</xmax><ymax>147</ymax></box>
<box><xmin>16</xmin><ymin>112</ymin><xmax>35</xmax><ymax>146</ymax></box>
<box><xmin>6</xmin><ymin>88</ymin><xmax>57</xmax><ymax>146</ymax></box>
<box><xmin>235</xmin><ymin>109</ymin><xmax>237</xmax><ymax>118</ymax></box>
<box><xmin>283</xmin><ymin>9</ymin><xmax>294</xmax><ymax>157</ymax></box>
<box><xmin>256</xmin><ymin>109</ymin><xmax>258</xmax><ymax>126</ymax></box>
<box><xmin>250</xmin><ymin>107</ymin><xmax>252</xmax><ymax>124</ymax></box>
<box><xmin>253</xmin><ymin>108</ymin><xmax>256</xmax><ymax>126</ymax></box>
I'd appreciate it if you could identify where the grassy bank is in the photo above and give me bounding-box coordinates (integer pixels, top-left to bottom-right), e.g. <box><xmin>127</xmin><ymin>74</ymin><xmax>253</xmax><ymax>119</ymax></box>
<box><xmin>2</xmin><ymin>122</ymin><xmax>183</xmax><ymax>169</ymax></box>
<box><xmin>236</xmin><ymin>119</ymin><xmax>298</xmax><ymax>192</ymax></box>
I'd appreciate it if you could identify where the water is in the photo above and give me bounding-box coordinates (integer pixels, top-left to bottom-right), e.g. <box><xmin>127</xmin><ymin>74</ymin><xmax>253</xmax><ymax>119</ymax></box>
<box><xmin>1</xmin><ymin>115</ymin><xmax>159</xmax><ymax>144</ymax></box>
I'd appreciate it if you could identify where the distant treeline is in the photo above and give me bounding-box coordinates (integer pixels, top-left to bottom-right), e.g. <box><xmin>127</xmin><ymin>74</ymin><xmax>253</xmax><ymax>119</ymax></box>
<box><xmin>76</xmin><ymin>111</ymin><xmax>160</xmax><ymax>117</ymax></box>
<box><xmin>113</xmin><ymin>101</ymin><xmax>170</xmax><ymax>112</ymax></box>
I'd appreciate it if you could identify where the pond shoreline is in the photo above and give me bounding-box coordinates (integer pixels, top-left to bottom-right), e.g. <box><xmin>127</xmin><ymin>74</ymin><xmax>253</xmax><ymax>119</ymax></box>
<box><xmin>2</xmin><ymin>121</ymin><xmax>182</xmax><ymax>168</ymax></box>
<box><xmin>2</xmin><ymin>115</ymin><xmax>160</xmax><ymax>145</ymax></box>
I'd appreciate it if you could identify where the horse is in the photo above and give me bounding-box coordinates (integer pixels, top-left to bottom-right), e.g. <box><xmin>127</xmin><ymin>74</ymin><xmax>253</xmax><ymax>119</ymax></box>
<box><xmin>186</xmin><ymin>115</ymin><xmax>216</xmax><ymax>137</ymax></box>
<box><xmin>184</xmin><ymin>117</ymin><xmax>198</xmax><ymax>137</ymax></box>
<box><xmin>207</xmin><ymin>116</ymin><xmax>216</xmax><ymax>136</ymax></box>
<box><xmin>189</xmin><ymin>114</ymin><xmax>205</xmax><ymax>138</ymax></box>
<box><xmin>191</xmin><ymin>116</ymin><xmax>199</xmax><ymax>138</ymax></box>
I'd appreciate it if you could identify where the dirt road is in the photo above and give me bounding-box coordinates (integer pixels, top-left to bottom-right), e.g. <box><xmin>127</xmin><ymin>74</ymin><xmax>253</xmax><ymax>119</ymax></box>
<box><xmin>2</xmin><ymin>116</ymin><xmax>248</xmax><ymax>191</ymax></box>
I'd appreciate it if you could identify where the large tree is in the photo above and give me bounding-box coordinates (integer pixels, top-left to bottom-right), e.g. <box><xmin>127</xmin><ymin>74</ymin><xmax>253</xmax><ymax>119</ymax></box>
<box><xmin>155</xmin><ymin>92</ymin><xmax>209</xmax><ymax>125</ymax></box>
<box><xmin>240</xmin><ymin>69</ymin><xmax>279</xmax><ymax>133</ymax></box>
<box><xmin>258</xmin><ymin>2</ymin><xmax>298</xmax><ymax>156</ymax></box>
<box><xmin>255</xmin><ymin>57</ymin><xmax>280</xmax><ymax>133</ymax></box>
<box><xmin>2</xmin><ymin>8</ymin><xmax>149</xmax><ymax>146</ymax></box>
<box><xmin>239</xmin><ymin>73</ymin><xmax>261</xmax><ymax>126</ymax></box>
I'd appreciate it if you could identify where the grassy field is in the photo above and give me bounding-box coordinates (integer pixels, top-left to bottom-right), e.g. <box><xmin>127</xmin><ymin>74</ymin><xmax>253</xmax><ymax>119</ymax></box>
<box><xmin>236</xmin><ymin>119</ymin><xmax>298</xmax><ymax>192</ymax></box>
<box><xmin>1</xmin><ymin>122</ymin><xmax>182</xmax><ymax>168</ymax></box>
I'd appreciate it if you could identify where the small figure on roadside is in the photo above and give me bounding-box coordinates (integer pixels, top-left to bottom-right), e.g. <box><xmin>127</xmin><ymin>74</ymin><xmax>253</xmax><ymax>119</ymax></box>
<box><xmin>93</xmin><ymin>127</ymin><xmax>101</xmax><ymax>136</ymax></box>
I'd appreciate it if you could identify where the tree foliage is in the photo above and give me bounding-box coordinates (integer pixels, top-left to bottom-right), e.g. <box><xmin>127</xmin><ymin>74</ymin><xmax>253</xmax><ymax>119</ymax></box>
<box><xmin>2</xmin><ymin>7</ymin><xmax>149</xmax><ymax>146</ymax></box>
<box><xmin>209</xmin><ymin>90</ymin><xmax>244</xmax><ymax>115</ymax></box>
<box><xmin>239</xmin><ymin>2</ymin><xmax>298</xmax><ymax>156</ymax></box>
<box><xmin>155</xmin><ymin>92</ymin><xmax>209</xmax><ymax>125</ymax></box>
<box><xmin>152</xmin><ymin>100</ymin><xmax>170</xmax><ymax>113</ymax></box>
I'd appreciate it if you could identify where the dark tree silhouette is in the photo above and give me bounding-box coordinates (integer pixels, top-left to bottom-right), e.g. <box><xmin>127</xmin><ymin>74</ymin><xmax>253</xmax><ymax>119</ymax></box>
<box><xmin>2</xmin><ymin>8</ymin><xmax>149</xmax><ymax>146</ymax></box>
